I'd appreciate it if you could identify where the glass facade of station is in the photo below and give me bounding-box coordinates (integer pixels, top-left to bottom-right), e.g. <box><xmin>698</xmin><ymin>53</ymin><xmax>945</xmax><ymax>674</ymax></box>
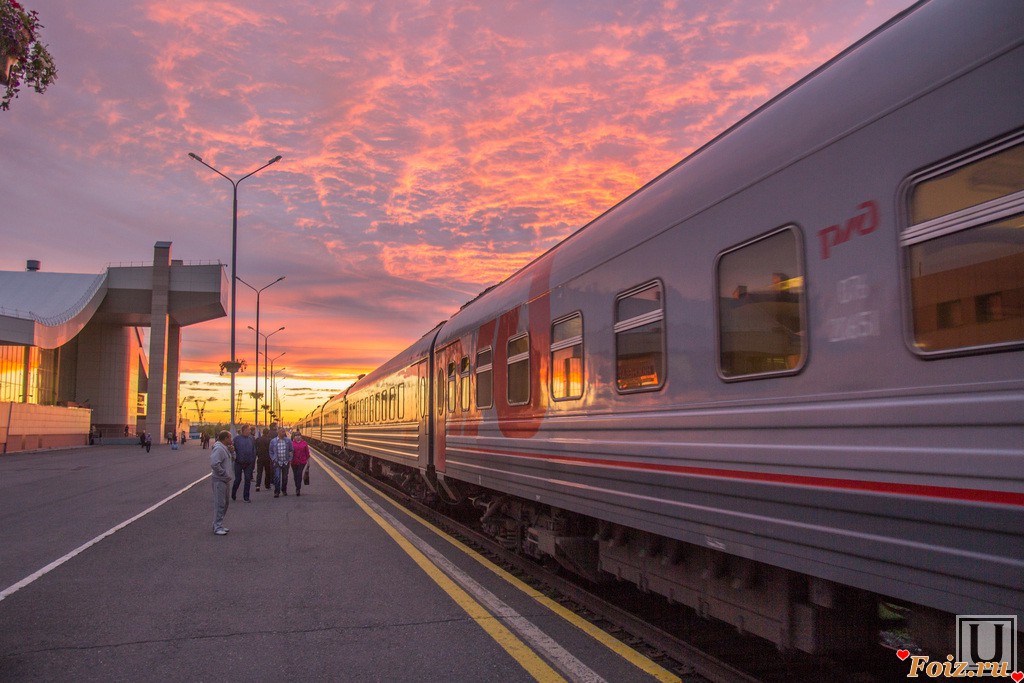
<box><xmin>0</xmin><ymin>344</ymin><xmax>58</xmax><ymax>405</ymax></box>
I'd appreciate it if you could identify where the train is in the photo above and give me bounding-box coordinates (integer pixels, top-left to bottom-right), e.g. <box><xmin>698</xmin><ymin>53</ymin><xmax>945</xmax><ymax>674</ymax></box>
<box><xmin>297</xmin><ymin>0</ymin><xmax>1024</xmax><ymax>656</ymax></box>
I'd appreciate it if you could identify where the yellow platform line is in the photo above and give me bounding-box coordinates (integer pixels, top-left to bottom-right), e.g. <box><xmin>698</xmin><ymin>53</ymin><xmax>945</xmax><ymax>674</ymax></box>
<box><xmin>316</xmin><ymin>456</ymin><xmax>566</xmax><ymax>683</ymax></box>
<box><xmin>313</xmin><ymin>454</ymin><xmax>680</xmax><ymax>683</ymax></box>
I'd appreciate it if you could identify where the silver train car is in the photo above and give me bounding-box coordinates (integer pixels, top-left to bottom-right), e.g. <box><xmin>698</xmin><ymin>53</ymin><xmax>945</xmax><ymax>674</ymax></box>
<box><xmin>299</xmin><ymin>0</ymin><xmax>1023</xmax><ymax>654</ymax></box>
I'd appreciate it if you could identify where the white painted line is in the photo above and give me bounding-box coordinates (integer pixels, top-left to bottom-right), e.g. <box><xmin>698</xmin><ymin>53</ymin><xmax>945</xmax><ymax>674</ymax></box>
<box><xmin>0</xmin><ymin>473</ymin><xmax>211</xmax><ymax>603</ymax></box>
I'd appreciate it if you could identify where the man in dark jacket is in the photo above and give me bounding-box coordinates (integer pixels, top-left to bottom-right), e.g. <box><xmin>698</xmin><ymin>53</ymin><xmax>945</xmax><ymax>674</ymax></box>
<box><xmin>231</xmin><ymin>425</ymin><xmax>257</xmax><ymax>502</ymax></box>
<box><xmin>255</xmin><ymin>428</ymin><xmax>273</xmax><ymax>492</ymax></box>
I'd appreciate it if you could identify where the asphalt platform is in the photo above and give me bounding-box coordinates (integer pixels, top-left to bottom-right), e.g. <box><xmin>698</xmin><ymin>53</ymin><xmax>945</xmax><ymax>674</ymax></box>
<box><xmin>0</xmin><ymin>440</ymin><xmax>679</xmax><ymax>682</ymax></box>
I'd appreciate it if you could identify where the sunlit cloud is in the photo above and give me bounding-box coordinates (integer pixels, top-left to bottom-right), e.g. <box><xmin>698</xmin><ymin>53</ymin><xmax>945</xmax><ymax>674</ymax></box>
<box><xmin>1</xmin><ymin>0</ymin><xmax>915</xmax><ymax>421</ymax></box>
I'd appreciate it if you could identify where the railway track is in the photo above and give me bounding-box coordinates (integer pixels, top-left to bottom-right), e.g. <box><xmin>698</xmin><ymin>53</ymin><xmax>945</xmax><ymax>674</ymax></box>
<box><xmin>316</xmin><ymin>448</ymin><xmax>905</xmax><ymax>683</ymax></box>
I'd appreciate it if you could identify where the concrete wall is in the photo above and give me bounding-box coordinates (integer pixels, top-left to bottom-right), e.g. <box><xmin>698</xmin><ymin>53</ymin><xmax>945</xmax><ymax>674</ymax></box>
<box><xmin>0</xmin><ymin>403</ymin><xmax>92</xmax><ymax>453</ymax></box>
<box><xmin>73</xmin><ymin>321</ymin><xmax>145</xmax><ymax>436</ymax></box>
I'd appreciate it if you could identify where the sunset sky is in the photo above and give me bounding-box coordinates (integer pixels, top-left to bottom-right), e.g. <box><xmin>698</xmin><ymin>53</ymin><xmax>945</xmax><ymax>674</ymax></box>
<box><xmin>1</xmin><ymin>0</ymin><xmax>915</xmax><ymax>423</ymax></box>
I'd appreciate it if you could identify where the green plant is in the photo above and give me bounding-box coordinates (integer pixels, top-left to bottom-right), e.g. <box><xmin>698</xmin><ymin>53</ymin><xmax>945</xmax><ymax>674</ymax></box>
<box><xmin>1</xmin><ymin>0</ymin><xmax>56</xmax><ymax>111</ymax></box>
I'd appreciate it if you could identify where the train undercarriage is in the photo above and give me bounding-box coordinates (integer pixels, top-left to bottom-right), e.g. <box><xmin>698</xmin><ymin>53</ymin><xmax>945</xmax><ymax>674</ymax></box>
<box><xmin>317</xmin><ymin>443</ymin><xmax>972</xmax><ymax>658</ymax></box>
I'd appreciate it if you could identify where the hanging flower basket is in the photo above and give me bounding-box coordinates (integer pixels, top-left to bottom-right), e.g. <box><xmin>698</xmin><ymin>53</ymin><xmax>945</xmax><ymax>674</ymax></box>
<box><xmin>1</xmin><ymin>0</ymin><xmax>57</xmax><ymax>110</ymax></box>
<box><xmin>219</xmin><ymin>360</ymin><xmax>248</xmax><ymax>376</ymax></box>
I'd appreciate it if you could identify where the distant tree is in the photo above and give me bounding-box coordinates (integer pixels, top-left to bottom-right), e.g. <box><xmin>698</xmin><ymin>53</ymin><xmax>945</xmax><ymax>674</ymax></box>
<box><xmin>1</xmin><ymin>0</ymin><xmax>57</xmax><ymax>110</ymax></box>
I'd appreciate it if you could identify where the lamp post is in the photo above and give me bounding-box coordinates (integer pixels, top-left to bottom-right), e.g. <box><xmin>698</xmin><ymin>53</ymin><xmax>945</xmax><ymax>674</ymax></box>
<box><xmin>188</xmin><ymin>151</ymin><xmax>282</xmax><ymax>436</ymax></box>
<box><xmin>272</xmin><ymin>367</ymin><xmax>286</xmax><ymax>423</ymax></box>
<box><xmin>238</xmin><ymin>276</ymin><xmax>285</xmax><ymax>428</ymax></box>
<box><xmin>252</xmin><ymin>331</ymin><xmax>285</xmax><ymax>427</ymax></box>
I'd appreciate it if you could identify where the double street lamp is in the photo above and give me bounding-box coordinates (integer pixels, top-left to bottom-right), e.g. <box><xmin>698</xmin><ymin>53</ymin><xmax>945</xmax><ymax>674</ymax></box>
<box><xmin>250</xmin><ymin>328</ymin><xmax>285</xmax><ymax>427</ymax></box>
<box><xmin>188</xmin><ymin>152</ymin><xmax>282</xmax><ymax>435</ymax></box>
<box><xmin>239</xmin><ymin>276</ymin><xmax>285</xmax><ymax>428</ymax></box>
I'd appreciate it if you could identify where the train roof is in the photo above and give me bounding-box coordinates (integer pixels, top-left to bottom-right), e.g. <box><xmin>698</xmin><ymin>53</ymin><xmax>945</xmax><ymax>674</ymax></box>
<box><xmin>333</xmin><ymin>322</ymin><xmax>444</xmax><ymax>402</ymax></box>
<box><xmin>437</xmin><ymin>0</ymin><xmax>1024</xmax><ymax>341</ymax></box>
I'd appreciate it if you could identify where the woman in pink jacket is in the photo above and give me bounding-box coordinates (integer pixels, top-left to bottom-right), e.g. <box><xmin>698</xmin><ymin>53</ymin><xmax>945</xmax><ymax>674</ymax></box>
<box><xmin>290</xmin><ymin>431</ymin><xmax>311</xmax><ymax>496</ymax></box>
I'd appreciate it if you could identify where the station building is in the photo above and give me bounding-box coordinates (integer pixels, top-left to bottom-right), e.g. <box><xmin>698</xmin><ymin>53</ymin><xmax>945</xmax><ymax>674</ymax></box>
<box><xmin>0</xmin><ymin>242</ymin><xmax>226</xmax><ymax>453</ymax></box>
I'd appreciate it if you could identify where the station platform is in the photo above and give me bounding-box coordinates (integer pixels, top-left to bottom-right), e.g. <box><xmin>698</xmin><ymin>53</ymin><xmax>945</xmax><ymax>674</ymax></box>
<box><xmin>0</xmin><ymin>441</ymin><xmax>680</xmax><ymax>682</ymax></box>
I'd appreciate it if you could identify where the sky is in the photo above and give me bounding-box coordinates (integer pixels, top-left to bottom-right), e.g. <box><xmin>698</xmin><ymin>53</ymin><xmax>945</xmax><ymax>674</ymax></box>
<box><xmin>1</xmin><ymin>0</ymin><xmax>916</xmax><ymax>424</ymax></box>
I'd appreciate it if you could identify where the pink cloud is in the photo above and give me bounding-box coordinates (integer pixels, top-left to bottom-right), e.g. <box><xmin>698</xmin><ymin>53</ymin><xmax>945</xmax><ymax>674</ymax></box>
<box><xmin>1</xmin><ymin>0</ymin><xmax>917</xmax><ymax>422</ymax></box>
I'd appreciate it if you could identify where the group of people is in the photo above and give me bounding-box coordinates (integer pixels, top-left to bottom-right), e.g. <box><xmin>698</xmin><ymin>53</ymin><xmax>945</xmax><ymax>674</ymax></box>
<box><xmin>209</xmin><ymin>425</ymin><xmax>311</xmax><ymax>536</ymax></box>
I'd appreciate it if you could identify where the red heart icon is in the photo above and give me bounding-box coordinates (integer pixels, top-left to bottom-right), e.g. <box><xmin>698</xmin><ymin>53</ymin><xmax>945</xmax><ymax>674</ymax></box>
<box><xmin>896</xmin><ymin>649</ymin><xmax>910</xmax><ymax>661</ymax></box>
<box><xmin>1010</xmin><ymin>671</ymin><xmax>1022</xmax><ymax>683</ymax></box>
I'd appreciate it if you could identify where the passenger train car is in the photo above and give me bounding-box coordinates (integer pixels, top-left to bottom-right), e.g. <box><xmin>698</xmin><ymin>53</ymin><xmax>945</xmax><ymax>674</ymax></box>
<box><xmin>298</xmin><ymin>0</ymin><xmax>1023</xmax><ymax>655</ymax></box>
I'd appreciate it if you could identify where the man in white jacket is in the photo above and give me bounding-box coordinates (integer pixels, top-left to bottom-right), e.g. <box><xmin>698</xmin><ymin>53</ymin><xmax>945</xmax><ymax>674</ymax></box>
<box><xmin>210</xmin><ymin>431</ymin><xmax>233</xmax><ymax>535</ymax></box>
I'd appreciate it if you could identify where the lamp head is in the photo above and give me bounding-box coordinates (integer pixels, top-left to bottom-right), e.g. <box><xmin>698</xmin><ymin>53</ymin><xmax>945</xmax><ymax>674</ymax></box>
<box><xmin>188</xmin><ymin>152</ymin><xmax>202</xmax><ymax>161</ymax></box>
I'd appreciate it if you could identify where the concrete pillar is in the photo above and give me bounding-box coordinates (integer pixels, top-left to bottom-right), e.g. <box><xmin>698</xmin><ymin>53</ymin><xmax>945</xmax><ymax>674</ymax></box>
<box><xmin>74</xmin><ymin>322</ymin><xmax>135</xmax><ymax>432</ymax></box>
<box><xmin>164</xmin><ymin>324</ymin><xmax>180</xmax><ymax>440</ymax></box>
<box><xmin>146</xmin><ymin>242</ymin><xmax>171</xmax><ymax>441</ymax></box>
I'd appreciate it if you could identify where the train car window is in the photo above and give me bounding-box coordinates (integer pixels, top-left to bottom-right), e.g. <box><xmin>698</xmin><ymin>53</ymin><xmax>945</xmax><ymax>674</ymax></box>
<box><xmin>716</xmin><ymin>227</ymin><xmax>806</xmax><ymax>379</ymax></box>
<box><xmin>615</xmin><ymin>282</ymin><xmax>665</xmax><ymax>392</ymax></box>
<box><xmin>436</xmin><ymin>368</ymin><xmax>445</xmax><ymax>415</ymax></box>
<box><xmin>389</xmin><ymin>386</ymin><xmax>397</xmax><ymax>421</ymax></box>
<box><xmin>507</xmin><ymin>334</ymin><xmax>530</xmax><ymax>405</ymax></box>
<box><xmin>447</xmin><ymin>361</ymin><xmax>457</xmax><ymax>413</ymax></box>
<box><xmin>551</xmin><ymin>312</ymin><xmax>584</xmax><ymax>400</ymax></box>
<box><xmin>419</xmin><ymin>376</ymin><xmax>427</xmax><ymax>418</ymax></box>
<box><xmin>459</xmin><ymin>356</ymin><xmax>470</xmax><ymax>412</ymax></box>
<box><xmin>476</xmin><ymin>347</ymin><xmax>493</xmax><ymax>409</ymax></box>
<box><xmin>904</xmin><ymin>138</ymin><xmax>1024</xmax><ymax>354</ymax></box>
<box><xmin>398</xmin><ymin>382</ymin><xmax>405</xmax><ymax>420</ymax></box>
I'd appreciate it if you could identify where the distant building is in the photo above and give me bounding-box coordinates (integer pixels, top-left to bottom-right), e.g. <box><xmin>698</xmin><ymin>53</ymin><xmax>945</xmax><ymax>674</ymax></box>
<box><xmin>0</xmin><ymin>242</ymin><xmax>226</xmax><ymax>453</ymax></box>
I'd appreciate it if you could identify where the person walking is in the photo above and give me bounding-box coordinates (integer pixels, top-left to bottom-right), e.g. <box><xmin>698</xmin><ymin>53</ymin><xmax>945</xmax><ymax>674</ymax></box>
<box><xmin>210</xmin><ymin>431</ymin><xmax>233</xmax><ymax>535</ymax></box>
<box><xmin>231</xmin><ymin>425</ymin><xmax>257</xmax><ymax>502</ymax></box>
<box><xmin>255</xmin><ymin>428</ymin><xmax>273</xmax><ymax>492</ymax></box>
<box><xmin>290</xmin><ymin>431</ymin><xmax>310</xmax><ymax>497</ymax></box>
<box><xmin>144</xmin><ymin>432</ymin><xmax>152</xmax><ymax>453</ymax></box>
<box><xmin>269</xmin><ymin>428</ymin><xmax>293</xmax><ymax>498</ymax></box>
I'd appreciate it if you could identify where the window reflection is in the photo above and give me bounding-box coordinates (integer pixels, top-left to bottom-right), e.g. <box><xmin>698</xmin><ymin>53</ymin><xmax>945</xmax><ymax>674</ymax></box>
<box><xmin>615</xmin><ymin>283</ymin><xmax>665</xmax><ymax>391</ymax></box>
<box><xmin>507</xmin><ymin>335</ymin><xmax>530</xmax><ymax>405</ymax></box>
<box><xmin>717</xmin><ymin>228</ymin><xmax>805</xmax><ymax>378</ymax></box>
<box><xmin>551</xmin><ymin>313</ymin><xmax>583</xmax><ymax>400</ymax></box>
<box><xmin>909</xmin><ymin>216</ymin><xmax>1024</xmax><ymax>351</ymax></box>
<box><xmin>475</xmin><ymin>348</ymin><xmax>492</xmax><ymax>409</ymax></box>
<box><xmin>907</xmin><ymin>139</ymin><xmax>1024</xmax><ymax>353</ymax></box>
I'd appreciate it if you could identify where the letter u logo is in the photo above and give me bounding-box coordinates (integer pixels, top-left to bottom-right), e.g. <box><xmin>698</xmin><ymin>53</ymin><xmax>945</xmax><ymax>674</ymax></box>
<box><xmin>969</xmin><ymin>622</ymin><xmax>1004</xmax><ymax>663</ymax></box>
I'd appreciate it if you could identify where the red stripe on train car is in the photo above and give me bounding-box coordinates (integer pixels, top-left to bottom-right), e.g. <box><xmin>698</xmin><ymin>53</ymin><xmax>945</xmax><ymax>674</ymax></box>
<box><xmin>453</xmin><ymin>448</ymin><xmax>1024</xmax><ymax>507</ymax></box>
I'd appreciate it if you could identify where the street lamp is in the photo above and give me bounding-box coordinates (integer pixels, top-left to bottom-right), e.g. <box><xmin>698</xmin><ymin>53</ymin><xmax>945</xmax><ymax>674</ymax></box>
<box><xmin>188</xmin><ymin>151</ymin><xmax>282</xmax><ymax>435</ymax></box>
<box><xmin>251</xmin><ymin>330</ymin><xmax>285</xmax><ymax>426</ymax></box>
<box><xmin>238</xmin><ymin>276</ymin><xmax>285</xmax><ymax>427</ymax></box>
<box><xmin>272</xmin><ymin>367</ymin><xmax>286</xmax><ymax>422</ymax></box>
<box><xmin>267</xmin><ymin>354</ymin><xmax>286</xmax><ymax>422</ymax></box>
